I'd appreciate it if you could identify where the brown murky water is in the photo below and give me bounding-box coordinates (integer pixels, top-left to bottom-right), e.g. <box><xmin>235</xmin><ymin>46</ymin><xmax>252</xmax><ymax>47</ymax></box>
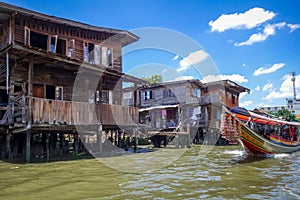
<box><xmin>0</xmin><ymin>145</ymin><xmax>299</xmax><ymax>199</ymax></box>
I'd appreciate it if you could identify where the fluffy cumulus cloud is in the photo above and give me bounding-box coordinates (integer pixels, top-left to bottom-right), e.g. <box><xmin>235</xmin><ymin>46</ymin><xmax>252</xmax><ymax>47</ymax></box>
<box><xmin>264</xmin><ymin>74</ymin><xmax>300</xmax><ymax>101</ymax></box>
<box><xmin>201</xmin><ymin>74</ymin><xmax>248</xmax><ymax>83</ymax></box>
<box><xmin>234</xmin><ymin>22</ymin><xmax>286</xmax><ymax>46</ymax></box>
<box><xmin>253</xmin><ymin>63</ymin><xmax>285</xmax><ymax>76</ymax></box>
<box><xmin>262</xmin><ymin>82</ymin><xmax>273</xmax><ymax>91</ymax></box>
<box><xmin>209</xmin><ymin>7</ymin><xmax>275</xmax><ymax>32</ymax></box>
<box><xmin>177</xmin><ymin>50</ymin><xmax>209</xmax><ymax>72</ymax></box>
<box><xmin>239</xmin><ymin>100</ymin><xmax>253</xmax><ymax>107</ymax></box>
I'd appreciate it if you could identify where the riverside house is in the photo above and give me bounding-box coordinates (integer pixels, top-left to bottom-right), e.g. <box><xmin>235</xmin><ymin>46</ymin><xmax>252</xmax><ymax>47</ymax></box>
<box><xmin>0</xmin><ymin>2</ymin><xmax>147</xmax><ymax>162</ymax></box>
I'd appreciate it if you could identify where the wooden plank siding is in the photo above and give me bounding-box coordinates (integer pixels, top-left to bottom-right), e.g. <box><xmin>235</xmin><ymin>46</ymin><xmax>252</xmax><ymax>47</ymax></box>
<box><xmin>13</xmin><ymin>14</ymin><xmax>123</xmax><ymax>73</ymax></box>
<box><xmin>29</xmin><ymin>97</ymin><xmax>138</xmax><ymax>126</ymax></box>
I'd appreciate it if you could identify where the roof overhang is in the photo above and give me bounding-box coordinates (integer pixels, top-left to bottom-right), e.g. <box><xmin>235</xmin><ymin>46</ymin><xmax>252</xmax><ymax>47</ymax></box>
<box><xmin>139</xmin><ymin>104</ymin><xmax>179</xmax><ymax>112</ymax></box>
<box><xmin>0</xmin><ymin>2</ymin><xmax>138</xmax><ymax>46</ymax></box>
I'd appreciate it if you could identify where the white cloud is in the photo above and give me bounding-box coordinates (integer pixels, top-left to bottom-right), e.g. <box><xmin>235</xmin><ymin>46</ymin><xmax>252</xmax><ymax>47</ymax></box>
<box><xmin>234</xmin><ymin>22</ymin><xmax>286</xmax><ymax>46</ymax></box>
<box><xmin>173</xmin><ymin>54</ymin><xmax>179</xmax><ymax>60</ymax></box>
<box><xmin>262</xmin><ymin>82</ymin><xmax>273</xmax><ymax>91</ymax></box>
<box><xmin>239</xmin><ymin>92</ymin><xmax>247</xmax><ymax>99</ymax></box>
<box><xmin>177</xmin><ymin>50</ymin><xmax>209</xmax><ymax>72</ymax></box>
<box><xmin>239</xmin><ymin>100</ymin><xmax>253</xmax><ymax>107</ymax></box>
<box><xmin>209</xmin><ymin>7</ymin><xmax>275</xmax><ymax>32</ymax></box>
<box><xmin>264</xmin><ymin>74</ymin><xmax>300</xmax><ymax>101</ymax></box>
<box><xmin>201</xmin><ymin>74</ymin><xmax>248</xmax><ymax>83</ymax></box>
<box><xmin>250</xmin><ymin>85</ymin><xmax>260</xmax><ymax>94</ymax></box>
<box><xmin>242</xmin><ymin>63</ymin><xmax>247</xmax><ymax>67</ymax></box>
<box><xmin>253</xmin><ymin>63</ymin><xmax>285</xmax><ymax>76</ymax></box>
<box><xmin>287</xmin><ymin>24</ymin><xmax>300</xmax><ymax>32</ymax></box>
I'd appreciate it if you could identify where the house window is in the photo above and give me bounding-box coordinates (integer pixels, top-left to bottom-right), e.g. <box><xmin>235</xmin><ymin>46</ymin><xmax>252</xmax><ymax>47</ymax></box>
<box><xmin>101</xmin><ymin>46</ymin><xmax>113</xmax><ymax>67</ymax></box>
<box><xmin>95</xmin><ymin>90</ymin><xmax>100</xmax><ymax>102</ymax></box>
<box><xmin>102</xmin><ymin>46</ymin><xmax>107</xmax><ymax>66</ymax></box>
<box><xmin>46</xmin><ymin>85</ymin><xmax>56</xmax><ymax>100</ymax></box>
<box><xmin>232</xmin><ymin>94</ymin><xmax>236</xmax><ymax>104</ymax></box>
<box><xmin>24</xmin><ymin>27</ymin><xmax>30</xmax><ymax>45</ymax></box>
<box><xmin>144</xmin><ymin>90</ymin><xmax>153</xmax><ymax>100</ymax></box>
<box><xmin>163</xmin><ymin>89</ymin><xmax>175</xmax><ymax>98</ymax></box>
<box><xmin>48</xmin><ymin>35</ymin><xmax>58</xmax><ymax>53</ymax></box>
<box><xmin>193</xmin><ymin>88</ymin><xmax>200</xmax><ymax>97</ymax></box>
<box><xmin>83</xmin><ymin>42</ymin><xmax>89</xmax><ymax>62</ymax></box>
<box><xmin>88</xmin><ymin>43</ymin><xmax>95</xmax><ymax>64</ymax></box>
<box><xmin>30</xmin><ymin>31</ymin><xmax>48</xmax><ymax>50</ymax></box>
<box><xmin>94</xmin><ymin>44</ymin><xmax>101</xmax><ymax>65</ymax></box>
<box><xmin>108</xmin><ymin>47</ymin><xmax>113</xmax><ymax>66</ymax></box>
<box><xmin>67</xmin><ymin>39</ymin><xmax>75</xmax><ymax>58</ymax></box>
<box><xmin>102</xmin><ymin>90</ymin><xmax>112</xmax><ymax>104</ymax></box>
<box><xmin>56</xmin><ymin>86</ymin><xmax>63</xmax><ymax>100</ymax></box>
<box><xmin>56</xmin><ymin>38</ymin><xmax>66</xmax><ymax>55</ymax></box>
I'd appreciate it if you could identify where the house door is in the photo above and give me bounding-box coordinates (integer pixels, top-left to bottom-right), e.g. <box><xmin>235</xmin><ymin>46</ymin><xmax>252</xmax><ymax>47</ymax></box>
<box><xmin>32</xmin><ymin>84</ymin><xmax>44</xmax><ymax>98</ymax></box>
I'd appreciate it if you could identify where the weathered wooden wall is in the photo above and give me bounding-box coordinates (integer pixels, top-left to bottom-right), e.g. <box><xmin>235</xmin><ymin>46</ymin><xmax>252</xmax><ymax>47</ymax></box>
<box><xmin>13</xmin><ymin>14</ymin><xmax>123</xmax><ymax>72</ymax></box>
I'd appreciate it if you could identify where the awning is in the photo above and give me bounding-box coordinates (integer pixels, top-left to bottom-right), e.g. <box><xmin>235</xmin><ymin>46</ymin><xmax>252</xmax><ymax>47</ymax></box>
<box><xmin>139</xmin><ymin>104</ymin><xmax>179</xmax><ymax>112</ymax></box>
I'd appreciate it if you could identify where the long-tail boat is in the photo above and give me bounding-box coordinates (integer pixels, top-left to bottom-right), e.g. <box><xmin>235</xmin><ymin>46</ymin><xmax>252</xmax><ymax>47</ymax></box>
<box><xmin>221</xmin><ymin>106</ymin><xmax>300</xmax><ymax>156</ymax></box>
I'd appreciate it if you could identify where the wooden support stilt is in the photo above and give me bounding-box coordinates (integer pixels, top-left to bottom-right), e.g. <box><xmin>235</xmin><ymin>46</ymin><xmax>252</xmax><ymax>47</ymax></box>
<box><xmin>5</xmin><ymin>130</ymin><xmax>11</xmax><ymax>159</ymax></box>
<box><xmin>187</xmin><ymin>124</ymin><xmax>191</xmax><ymax>148</ymax></box>
<box><xmin>59</xmin><ymin>133</ymin><xmax>64</xmax><ymax>155</ymax></box>
<box><xmin>26</xmin><ymin>129</ymin><xmax>31</xmax><ymax>163</ymax></box>
<box><xmin>46</xmin><ymin>133</ymin><xmax>49</xmax><ymax>162</ymax></box>
<box><xmin>74</xmin><ymin>132</ymin><xmax>78</xmax><ymax>156</ymax></box>
<box><xmin>174</xmin><ymin>134</ymin><xmax>179</xmax><ymax>149</ymax></box>
<box><xmin>97</xmin><ymin>124</ymin><xmax>102</xmax><ymax>153</ymax></box>
<box><xmin>114</xmin><ymin>130</ymin><xmax>117</xmax><ymax>146</ymax></box>
<box><xmin>133</xmin><ymin>129</ymin><xmax>137</xmax><ymax>151</ymax></box>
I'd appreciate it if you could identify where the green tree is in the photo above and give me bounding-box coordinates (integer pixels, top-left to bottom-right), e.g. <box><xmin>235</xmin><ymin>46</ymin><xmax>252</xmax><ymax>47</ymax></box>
<box><xmin>142</xmin><ymin>74</ymin><xmax>163</xmax><ymax>84</ymax></box>
<box><xmin>275</xmin><ymin>108</ymin><xmax>296</xmax><ymax>122</ymax></box>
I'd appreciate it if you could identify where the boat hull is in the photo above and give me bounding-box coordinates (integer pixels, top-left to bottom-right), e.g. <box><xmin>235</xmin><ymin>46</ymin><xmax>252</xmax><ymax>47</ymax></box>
<box><xmin>240</xmin><ymin>124</ymin><xmax>300</xmax><ymax>155</ymax></box>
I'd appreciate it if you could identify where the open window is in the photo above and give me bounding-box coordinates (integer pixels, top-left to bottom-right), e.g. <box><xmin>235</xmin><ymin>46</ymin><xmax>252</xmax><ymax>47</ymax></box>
<box><xmin>88</xmin><ymin>43</ymin><xmax>95</xmax><ymax>64</ymax></box>
<box><xmin>67</xmin><ymin>39</ymin><xmax>75</xmax><ymax>58</ymax></box>
<box><xmin>144</xmin><ymin>90</ymin><xmax>153</xmax><ymax>100</ymax></box>
<box><xmin>94</xmin><ymin>44</ymin><xmax>101</xmax><ymax>65</ymax></box>
<box><xmin>30</xmin><ymin>31</ymin><xmax>48</xmax><ymax>50</ymax></box>
<box><xmin>108</xmin><ymin>47</ymin><xmax>113</xmax><ymax>67</ymax></box>
<box><xmin>57</xmin><ymin>38</ymin><xmax>66</xmax><ymax>55</ymax></box>
<box><xmin>102</xmin><ymin>90</ymin><xmax>112</xmax><ymax>104</ymax></box>
<box><xmin>101</xmin><ymin>46</ymin><xmax>107</xmax><ymax>66</ymax></box>
<box><xmin>24</xmin><ymin>26</ymin><xmax>30</xmax><ymax>45</ymax></box>
<box><xmin>101</xmin><ymin>46</ymin><xmax>113</xmax><ymax>67</ymax></box>
<box><xmin>55</xmin><ymin>86</ymin><xmax>63</xmax><ymax>100</ymax></box>
<box><xmin>48</xmin><ymin>35</ymin><xmax>58</xmax><ymax>53</ymax></box>
<box><xmin>46</xmin><ymin>85</ymin><xmax>56</xmax><ymax>100</ymax></box>
<box><xmin>83</xmin><ymin>42</ymin><xmax>89</xmax><ymax>62</ymax></box>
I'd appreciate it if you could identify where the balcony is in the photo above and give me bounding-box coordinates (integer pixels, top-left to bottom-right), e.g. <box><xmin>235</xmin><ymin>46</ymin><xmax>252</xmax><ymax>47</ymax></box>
<box><xmin>25</xmin><ymin>97</ymin><xmax>138</xmax><ymax>126</ymax></box>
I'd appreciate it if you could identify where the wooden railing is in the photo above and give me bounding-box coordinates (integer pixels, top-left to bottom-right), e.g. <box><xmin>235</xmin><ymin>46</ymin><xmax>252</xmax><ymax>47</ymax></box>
<box><xmin>29</xmin><ymin>97</ymin><xmax>138</xmax><ymax>126</ymax></box>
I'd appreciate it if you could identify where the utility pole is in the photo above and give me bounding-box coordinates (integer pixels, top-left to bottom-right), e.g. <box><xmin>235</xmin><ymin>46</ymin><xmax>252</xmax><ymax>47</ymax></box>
<box><xmin>291</xmin><ymin>71</ymin><xmax>296</xmax><ymax>100</ymax></box>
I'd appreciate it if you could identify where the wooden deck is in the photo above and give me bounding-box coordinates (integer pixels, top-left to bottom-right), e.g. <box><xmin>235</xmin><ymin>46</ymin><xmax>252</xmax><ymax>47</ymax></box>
<box><xmin>13</xmin><ymin>97</ymin><xmax>139</xmax><ymax>127</ymax></box>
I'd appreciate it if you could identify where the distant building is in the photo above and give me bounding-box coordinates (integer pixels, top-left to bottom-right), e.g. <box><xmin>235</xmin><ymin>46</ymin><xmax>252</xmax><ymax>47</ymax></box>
<box><xmin>260</xmin><ymin>105</ymin><xmax>288</xmax><ymax>113</ymax></box>
<box><xmin>134</xmin><ymin>79</ymin><xmax>250</xmax><ymax>146</ymax></box>
<box><xmin>286</xmin><ymin>98</ymin><xmax>300</xmax><ymax>119</ymax></box>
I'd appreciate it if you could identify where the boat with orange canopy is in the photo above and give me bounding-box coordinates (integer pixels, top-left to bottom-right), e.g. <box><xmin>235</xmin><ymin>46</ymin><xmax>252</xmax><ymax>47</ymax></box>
<box><xmin>221</xmin><ymin>106</ymin><xmax>300</xmax><ymax>155</ymax></box>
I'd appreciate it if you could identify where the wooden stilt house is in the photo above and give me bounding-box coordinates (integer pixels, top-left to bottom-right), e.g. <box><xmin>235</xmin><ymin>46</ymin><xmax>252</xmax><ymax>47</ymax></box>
<box><xmin>0</xmin><ymin>2</ymin><xmax>147</xmax><ymax>162</ymax></box>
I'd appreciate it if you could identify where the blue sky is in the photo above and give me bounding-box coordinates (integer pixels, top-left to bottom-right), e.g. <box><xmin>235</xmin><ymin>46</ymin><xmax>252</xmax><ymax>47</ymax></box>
<box><xmin>2</xmin><ymin>0</ymin><xmax>300</xmax><ymax>109</ymax></box>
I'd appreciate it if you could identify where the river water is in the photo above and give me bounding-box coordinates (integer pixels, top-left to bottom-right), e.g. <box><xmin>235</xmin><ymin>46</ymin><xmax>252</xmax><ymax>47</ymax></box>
<box><xmin>0</xmin><ymin>145</ymin><xmax>299</xmax><ymax>199</ymax></box>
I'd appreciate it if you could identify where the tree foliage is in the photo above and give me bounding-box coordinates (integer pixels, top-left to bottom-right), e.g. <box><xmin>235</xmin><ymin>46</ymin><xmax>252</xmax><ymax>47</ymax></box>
<box><xmin>275</xmin><ymin>108</ymin><xmax>296</xmax><ymax>122</ymax></box>
<box><xmin>142</xmin><ymin>74</ymin><xmax>163</xmax><ymax>84</ymax></box>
